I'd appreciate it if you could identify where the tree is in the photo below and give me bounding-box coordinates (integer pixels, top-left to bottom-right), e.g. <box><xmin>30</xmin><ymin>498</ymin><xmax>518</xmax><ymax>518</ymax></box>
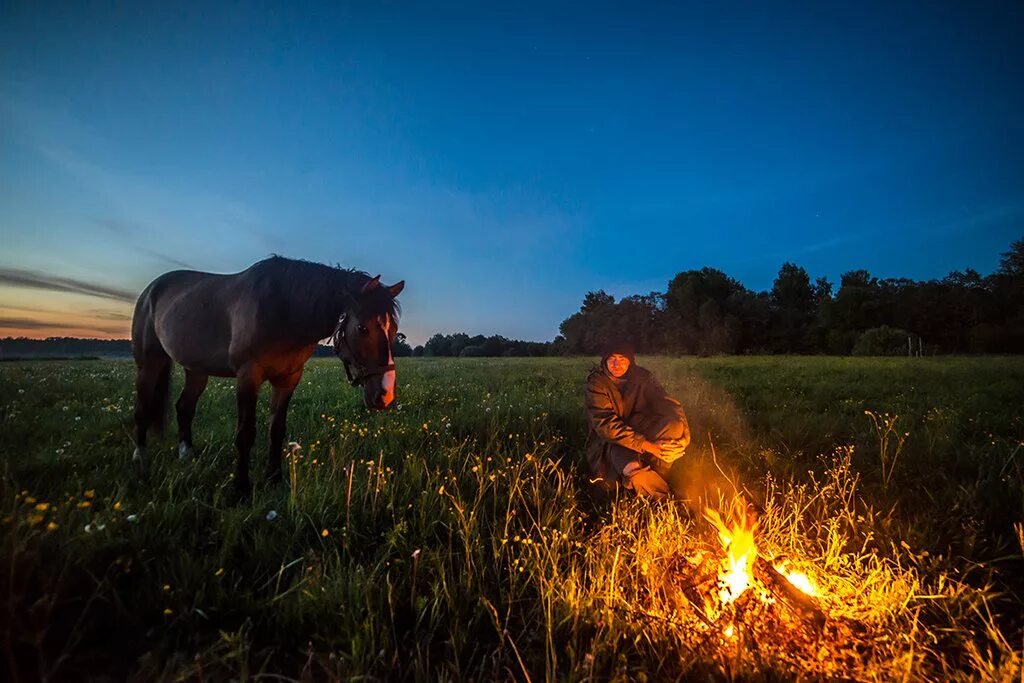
<box><xmin>992</xmin><ymin>237</ymin><xmax>1024</xmax><ymax>351</ymax></box>
<box><xmin>392</xmin><ymin>332</ymin><xmax>413</xmax><ymax>357</ymax></box>
<box><xmin>852</xmin><ymin>326</ymin><xmax>915</xmax><ymax>356</ymax></box>
<box><xmin>771</xmin><ymin>263</ymin><xmax>814</xmax><ymax>313</ymax></box>
<box><xmin>423</xmin><ymin>333</ymin><xmax>449</xmax><ymax>357</ymax></box>
<box><xmin>811</xmin><ymin>276</ymin><xmax>833</xmax><ymax>305</ymax></box>
<box><xmin>558</xmin><ymin>290</ymin><xmax>660</xmax><ymax>355</ymax></box>
<box><xmin>998</xmin><ymin>238</ymin><xmax>1024</xmax><ymax>277</ymax></box>
<box><xmin>581</xmin><ymin>290</ymin><xmax>615</xmax><ymax>312</ymax></box>
<box><xmin>769</xmin><ymin>263</ymin><xmax>816</xmax><ymax>353</ymax></box>
<box><xmin>819</xmin><ymin>270</ymin><xmax>884</xmax><ymax>353</ymax></box>
<box><xmin>664</xmin><ymin>268</ymin><xmax>749</xmax><ymax>354</ymax></box>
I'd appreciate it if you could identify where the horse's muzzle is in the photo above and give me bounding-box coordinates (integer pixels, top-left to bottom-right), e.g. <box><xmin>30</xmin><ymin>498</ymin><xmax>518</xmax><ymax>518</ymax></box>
<box><xmin>365</xmin><ymin>390</ymin><xmax>395</xmax><ymax>411</ymax></box>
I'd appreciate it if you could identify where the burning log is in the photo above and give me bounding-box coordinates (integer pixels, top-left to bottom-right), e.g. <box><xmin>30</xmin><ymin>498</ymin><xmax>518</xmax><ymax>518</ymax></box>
<box><xmin>703</xmin><ymin>495</ymin><xmax>828</xmax><ymax>631</ymax></box>
<box><xmin>753</xmin><ymin>556</ymin><xmax>826</xmax><ymax>629</ymax></box>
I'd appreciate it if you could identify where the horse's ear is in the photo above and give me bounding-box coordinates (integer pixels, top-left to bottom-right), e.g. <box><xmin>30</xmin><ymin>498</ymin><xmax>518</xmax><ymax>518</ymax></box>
<box><xmin>387</xmin><ymin>280</ymin><xmax>405</xmax><ymax>298</ymax></box>
<box><xmin>361</xmin><ymin>275</ymin><xmax>381</xmax><ymax>294</ymax></box>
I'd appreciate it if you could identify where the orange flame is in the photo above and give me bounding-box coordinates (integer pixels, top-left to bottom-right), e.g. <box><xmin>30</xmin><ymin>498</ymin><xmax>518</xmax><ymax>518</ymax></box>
<box><xmin>704</xmin><ymin>500</ymin><xmax>758</xmax><ymax>604</ymax></box>
<box><xmin>775</xmin><ymin>563</ymin><xmax>818</xmax><ymax>596</ymax></box>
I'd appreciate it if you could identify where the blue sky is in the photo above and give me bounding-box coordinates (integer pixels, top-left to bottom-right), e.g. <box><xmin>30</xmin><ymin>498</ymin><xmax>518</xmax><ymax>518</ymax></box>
<box><xmin>1</xmin><ymin>1</ymin><xmax>1022</xmax><ymax>343</ymax></box>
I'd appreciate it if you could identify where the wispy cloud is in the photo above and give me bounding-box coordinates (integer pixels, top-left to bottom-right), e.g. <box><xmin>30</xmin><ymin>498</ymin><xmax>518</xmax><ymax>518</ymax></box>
<box><xmin>719</xmin><ymin>232</ymin><xmax>865</xmax><ymax>269</ymax></box>
<box><xmin>0</xmin><ymin>316</ymin><xmax>57</xmax><ymax>329</ymax></box>
<box><xmin>93</xmin><ymin>217</ymin><xmax>196</xmax><ymax>269</ymax></box>
<box><xmin>0</xmin><ymin>315</ymin><xmax>127</xmax><ymax>336</ymax></box>
<box><xmin>2</xmin><ymin>89</ymin><xmax>265</xmax><ymax>274</ymax></box>
<box><xmin>87</xmin><ymin>308</ymin><xmax>132</xmax><ymax>321</ymax></box>
<box><xmin>0</xmin><ymin>267</ymin><xmax>136</xmax><ymax>303</ymax></box>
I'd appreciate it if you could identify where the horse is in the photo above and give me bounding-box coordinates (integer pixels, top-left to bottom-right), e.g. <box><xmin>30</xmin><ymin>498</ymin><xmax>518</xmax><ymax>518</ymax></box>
<box><xmin>130</xmin><ymin>255</ymin><xmax>404</xmax><ymax>496</ymax></box>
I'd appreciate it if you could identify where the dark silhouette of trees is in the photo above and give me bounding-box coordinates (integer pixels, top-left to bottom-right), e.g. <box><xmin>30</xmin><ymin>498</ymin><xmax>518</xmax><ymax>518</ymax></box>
<box><xmin>0</xmin><ymin>337</ymin><xmax>131</xmax><ymax>359</ymax></box>
<box><xmin>664</xmin><ymin>268</ymin><xmax>747</xmax><ymax>355</ymax></box>
<box><xmin>420</xmin><ymin>332</ymin><xmax>549</xmax><ymax>357</ymax></box>
<box><xmin>993</xmin><ymin>239</ymin><xmax>1024</xmax><ymax>350</ymax></box>
<box><xmin>770</xmin><ymin>263</ymin><xmax>816</xmax><ymax>353</ymax></box>
<box><xmin>558</xmin><ymin>290</ymin><xmax>664</xmax><ymax>355</ymax></box>
<box><xmin>392</xmin><ymin>332</ymin><xmax>413</xmax><ymax>357</ymax></box>
<box><xmin>556</xmin><ymin>236</ymin><xmax>1024</xmax><ymax>356</ymax></box>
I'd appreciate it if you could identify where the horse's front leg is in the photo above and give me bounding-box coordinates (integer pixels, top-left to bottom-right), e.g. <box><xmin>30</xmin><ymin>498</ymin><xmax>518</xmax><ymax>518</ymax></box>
<box><xmin>267</xmin><ymin>370</ymin><xmax>302</xmax><ymax>485</ymax></box>
<box><xmin>234</xmin><ymin>368</ymin><xmax>263</xmax><ymax>498</ymax></box>
<box><xmin>176</xmin><ymin>370</ymin><xmax>209</xmax><ymax>460</ymax></box>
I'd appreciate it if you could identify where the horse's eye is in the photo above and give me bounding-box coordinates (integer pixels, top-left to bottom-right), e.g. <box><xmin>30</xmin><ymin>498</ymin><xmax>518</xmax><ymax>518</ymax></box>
<box><xmin>357</xmin><ymin>324</ymin><xmax>369</xmax><ymax>336</ymax></box>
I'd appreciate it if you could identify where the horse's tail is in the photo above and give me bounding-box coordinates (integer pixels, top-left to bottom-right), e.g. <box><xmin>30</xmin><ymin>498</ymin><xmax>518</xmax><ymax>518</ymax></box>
<box><xmin>147</xmin><ymin>360</ymin><xmax>172</xmax><ymax>435</ymax></box>
<box><xmin>132</xmin><ymin>280</ymin><xmax>173</xmax><ymax>437</ymax></box>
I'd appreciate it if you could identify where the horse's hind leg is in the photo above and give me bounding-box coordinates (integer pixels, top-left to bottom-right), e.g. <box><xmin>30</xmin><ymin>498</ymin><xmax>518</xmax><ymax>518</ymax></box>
<box><xmin>176</xmin><ymin>370</ymin><xmax>209</xmax><ymax>459</ymax></box>
<box><xmin>266</xmin><ymin>369</ymin><xmax>303</xmax><ymax>485</ymax></box>
<box><xmin>133</xmin><ymin>354</ymin><xmax>172</xmax><ymax>475</ymax></box>
<box><xmin>233</xmin><ymin>366</ymin><xmax>264</xmax><ymax>499</ymax></box>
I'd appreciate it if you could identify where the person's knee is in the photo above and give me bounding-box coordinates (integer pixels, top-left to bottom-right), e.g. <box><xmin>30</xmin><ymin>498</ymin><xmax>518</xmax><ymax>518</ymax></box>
<box><xmin>659</xmin><ymin>418</ymin><xmax>689</xmax><ymax>442</ymax></box>
<box><xmin>629</xmin><ymin>469</ymin><xmax>671</xmax><ymax>500</ymax></box>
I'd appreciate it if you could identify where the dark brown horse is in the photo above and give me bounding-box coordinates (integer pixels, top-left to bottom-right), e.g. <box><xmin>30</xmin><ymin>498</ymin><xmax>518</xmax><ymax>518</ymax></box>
<box><xmin>131</xmin><ymin>256</ymin><xmax>404</xmax><ymax>496</ymax></box>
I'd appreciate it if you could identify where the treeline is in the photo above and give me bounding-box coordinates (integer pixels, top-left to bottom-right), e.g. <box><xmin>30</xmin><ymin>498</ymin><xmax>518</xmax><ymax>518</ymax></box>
<box><xmin>414</xmin><ymin>333</ymin><xmax>551</xmax><ymax>357</ymax></box>
<box><xmin>311</xmin><ymin>332</ymin><xmax>416</xmax><ymax>357</ymax></box>
<box><xmin>0</xmin><ymin>337</ymin><xmax>132</xmax><ymax>359</ymax></box>
<box><xmin>555</xmin><ymin>237</ymin><xmax>1024</xmax><ymax>356</ymax></box>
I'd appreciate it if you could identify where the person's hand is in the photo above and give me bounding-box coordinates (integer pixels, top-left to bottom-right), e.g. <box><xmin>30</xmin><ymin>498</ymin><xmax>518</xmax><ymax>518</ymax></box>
<box><xmin>655</xmin><ymin>438</ymin><xmax>686</xmax><ymax>463</ymax></box>
<box><xmin>642</xmin><ymin>440</ymin><xmax>662</xmax><ymax>459</ymax></box>
<box><xmin>676</xmin><ymin>432</ymin><xmax>691</xmax><ymax>451</ymax></box>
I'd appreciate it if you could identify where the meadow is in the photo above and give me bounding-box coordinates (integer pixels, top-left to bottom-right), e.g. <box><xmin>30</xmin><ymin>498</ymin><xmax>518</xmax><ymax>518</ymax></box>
<box><xmin>1</xmin><ymin>356</ymin><xmax>1022</xmax><ymax>680</ymax></box>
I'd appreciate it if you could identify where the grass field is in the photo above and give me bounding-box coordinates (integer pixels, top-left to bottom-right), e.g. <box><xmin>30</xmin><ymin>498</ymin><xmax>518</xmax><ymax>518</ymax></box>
<box><xmin>2</xmin><ymin>356</ymin><xmax>1023</xmax><ymax>680</ymax></box>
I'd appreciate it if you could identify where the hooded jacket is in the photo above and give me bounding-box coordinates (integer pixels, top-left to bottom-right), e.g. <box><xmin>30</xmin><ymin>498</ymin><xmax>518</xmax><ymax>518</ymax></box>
<box><xmin>583</xmin><ymin>363</ymin><xmax>687</xmax><ymax>485</ymax></box>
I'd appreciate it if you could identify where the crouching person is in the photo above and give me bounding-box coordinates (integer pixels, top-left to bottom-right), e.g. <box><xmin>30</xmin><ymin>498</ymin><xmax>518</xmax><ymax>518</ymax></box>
<box><xmin>584</xmin><ymin>340</ymin><xmax>691</xmax><ymax>499</ymax></box>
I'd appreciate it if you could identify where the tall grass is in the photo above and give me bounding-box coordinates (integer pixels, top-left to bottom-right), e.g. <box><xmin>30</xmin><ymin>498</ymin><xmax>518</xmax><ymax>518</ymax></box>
<box><xmin>1</xmin><ymin>356</ymin><xmax>1022</xmax><ymax>680</ymax></box>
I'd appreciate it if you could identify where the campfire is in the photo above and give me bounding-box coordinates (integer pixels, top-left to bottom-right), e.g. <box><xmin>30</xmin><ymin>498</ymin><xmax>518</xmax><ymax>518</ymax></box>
<box><xmin>578</xmin><ymin>447</ymin><xmax>1008</xmax><ymax>679</ymax></box>
<box><xmin>618</xmin><ymin>488</ymin><xmax>875</xmax><ymax>678</ymax></box>
<box><xmin>703</xmin><ymin>496</ymin><xmax>826</xmax><ymax>629</ymax></box>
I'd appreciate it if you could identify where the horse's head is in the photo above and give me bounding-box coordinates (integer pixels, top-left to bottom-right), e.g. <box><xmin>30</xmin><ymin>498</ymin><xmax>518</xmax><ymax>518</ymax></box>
<box><xmin>333</xmin><ymin>275</ymin><xmax>405</xmax><ymax>410</ymax></box>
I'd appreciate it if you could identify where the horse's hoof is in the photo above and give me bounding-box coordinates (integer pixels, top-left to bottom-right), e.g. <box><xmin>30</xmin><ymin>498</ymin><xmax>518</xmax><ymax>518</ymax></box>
<box><xmin>132</xmin><ymin>447</ymin><xmax>149</xmax><ymax>478</ymax></box>
<box><xmin>229</xmin><ymin>479</ymin><xmax>253</xmax><ymax>505</ymax></box>
<box><xmin>178</xmin><ymin>442</ymin><xmax>196</xmax><ymax>460</ymax></box>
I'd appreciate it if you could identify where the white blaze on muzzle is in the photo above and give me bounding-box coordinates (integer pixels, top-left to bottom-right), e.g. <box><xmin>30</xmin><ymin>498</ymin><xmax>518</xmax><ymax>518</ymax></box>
<box><xmin>381</xmin><ymin>315</ymin><xmax>396</xmax><ymax>402</ymax></box>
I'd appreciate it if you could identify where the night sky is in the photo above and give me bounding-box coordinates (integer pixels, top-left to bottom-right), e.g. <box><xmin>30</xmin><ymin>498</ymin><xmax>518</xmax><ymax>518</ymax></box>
<box><xmin>2</xmin><ymin>2</ymin><xmax>1022</xmax><ymax>343</ymax></box>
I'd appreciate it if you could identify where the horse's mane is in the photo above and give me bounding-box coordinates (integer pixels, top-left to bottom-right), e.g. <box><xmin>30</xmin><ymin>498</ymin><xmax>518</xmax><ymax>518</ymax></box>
<box><xmin>255</xmin><ymin>255</ymin><xmax>400</xmax><ymax>322</ymax></box>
